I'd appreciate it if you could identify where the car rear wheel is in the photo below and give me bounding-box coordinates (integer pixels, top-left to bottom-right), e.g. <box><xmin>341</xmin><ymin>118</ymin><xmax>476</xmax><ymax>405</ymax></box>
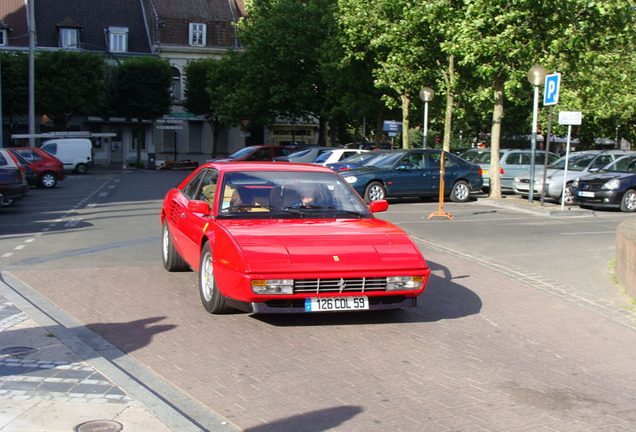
<box><xmin>620</xmin><ymin>189</ymin><xmax>636</xmax><ymax>212</ymax></box>
<box><xmin>364</xmin><ymin>181</ymin><xmax>386</xmax><ymax>203</ymax></box>
<box><xmin>450</xmin><ymin>180</ymin><xmax>470</xmax><ymax>202</ymax></box>
<box><xmin>162</xmin><ymin>222</ymin><xmax>188</xmax><ymax>271</ymax></box>
<box><xmin>199</xmin><ymin>242</ymin><xmax>233</xmax><ymax>314</ymax></box>
<box><xmin>38</xmin><ymin>171</ymin><xmax>57</xmax><ymax>188</ymax></box>
<box><xmin>75</xmin><ymin>163</ymin><xmax>88</xmax><ymax>174</ymax></box>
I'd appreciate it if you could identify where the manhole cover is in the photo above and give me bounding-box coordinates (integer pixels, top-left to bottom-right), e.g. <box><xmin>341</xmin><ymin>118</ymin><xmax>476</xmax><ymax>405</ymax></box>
<box><xmin>0</xmin><ymin>346</ymin><xmax>36</xmax><ymax>356</ymax></box>
<box><xmin>74</xmin><ymin>420</ymin><xmax>123</xmax><ymax>432</ymax></box>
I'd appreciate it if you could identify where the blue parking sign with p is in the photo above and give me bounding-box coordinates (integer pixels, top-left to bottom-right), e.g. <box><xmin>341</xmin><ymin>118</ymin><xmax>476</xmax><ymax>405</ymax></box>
<box><xmin>543</xmin><ymin>73</ymin><xmax>561</xmax><ymax>106</ymax></box>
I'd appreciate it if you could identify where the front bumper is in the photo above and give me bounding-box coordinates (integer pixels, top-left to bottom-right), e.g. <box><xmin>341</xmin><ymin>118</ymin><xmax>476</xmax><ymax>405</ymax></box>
<box><xmin>572</xmin><ymin>188</ymin><xmax>621</xmax><ymax>208</ymax></box>
<box><xmin>249</xmin><ymin>295</ymin><xmax>417</xmax><ymax>313</ymax></box>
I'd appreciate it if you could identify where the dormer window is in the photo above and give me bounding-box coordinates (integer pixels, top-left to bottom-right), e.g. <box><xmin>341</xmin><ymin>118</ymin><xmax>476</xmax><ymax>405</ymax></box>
<box><xmin>108</xmin><ymin>27</ymin><xmax>128</xmax><ymax>52</ymax></box>
<box><xmin>189</xmin><ymin>23</ymin><xmax>206</xmax><ymax>46</ymax></box>
<box><xmin>60</xmin><ymin>28</ymin><xmax>79</xmax><ymax>49</ymax></box>
<box><xmin>57</xmin><ymin>17</ymin><xmax>81</xmax><ymax>49</ymax></box>
<box><xmin>0</xmin><ymin>29</ymin><xmax>7</xmax><ymax>47</ymax></box>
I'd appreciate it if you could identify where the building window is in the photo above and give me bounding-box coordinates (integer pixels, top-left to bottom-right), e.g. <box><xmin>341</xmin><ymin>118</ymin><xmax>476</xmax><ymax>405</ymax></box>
<box><xmin>59</xmin><ymin>28</ymin><xmax>79</xmax><ymax>49</ymax></box>
<box><xmin>108</xmin><ymin>27</ymin><xmax>128</xmax><ymax>52</ymax></box>
<box><xmin>0</xmin><ymin>29</ymin><xmax>7</xmax><ymax>46</ymax></box>
<box><xmin>171</xmin><ymin>67</ymin><xmax>181</xmax><ymax>101</ymax></box>
<box><xmin>189</xmin><ymin>23</ymin><xmax>206</xmax><ymax>46</ymax></box>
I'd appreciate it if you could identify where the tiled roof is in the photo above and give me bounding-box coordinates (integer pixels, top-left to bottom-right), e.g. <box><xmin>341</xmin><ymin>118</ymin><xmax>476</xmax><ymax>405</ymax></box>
<box><xmin>34</xmin><ymin>0</ymin><xmax>151</xmax><ymax>53</ymax></box>
<box><xmin>0</xmin><ymin>0</ymin><xmax>29</xmax><ymax>48</ymax></box>
<box><xmin>146</xmin><ymin>0</ymin><xmax>246</xmax><ymax>48</ymax></box>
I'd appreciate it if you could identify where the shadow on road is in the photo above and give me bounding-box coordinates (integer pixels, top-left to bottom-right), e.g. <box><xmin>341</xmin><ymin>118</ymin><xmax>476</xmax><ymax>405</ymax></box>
<box><xmin>244</xmin><ymin>405</ymin><xmax>364</xmax><ymax>432</ymax></box>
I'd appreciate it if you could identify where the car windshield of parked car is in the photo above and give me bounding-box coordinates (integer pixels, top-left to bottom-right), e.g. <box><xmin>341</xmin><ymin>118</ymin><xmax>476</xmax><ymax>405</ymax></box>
<box><xmin>286</xmin><ymin>148</ymin><xmax>313</xmax><ymax>158</ymax></box>
<box><xmin>548</xmin><ymin>153</ymin><xmax>595</xmax><ymax>171</ymax></box>
<box><xmin>366</xmin><ymin>151</ymin><xmax>406</xmax><ymax>169</ymax></box>
<box><xmin>602</xmin><ymin>155</ymin><xmax>636</xmax><ymax>173</ymax></box>
<box><xmin>227</xmin><ymin>146</ymin><xmax>257</xmax><ymax>159</ymax></box>
<box><xmin>218</xmin><ymin>170</ymin><xmax>372</xmax><ymax>219</ymax></box>
<box><xmin>313</xmin><ymin>151</ymin><xmax>335</xmax><ymax>163</ymax></box>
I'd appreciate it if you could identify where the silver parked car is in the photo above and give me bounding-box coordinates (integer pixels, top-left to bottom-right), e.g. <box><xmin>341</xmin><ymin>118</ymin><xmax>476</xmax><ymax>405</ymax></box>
<box><xmin>513</xmin><ymin>149</ymin><xmax>636</xmax><ymax>204</ymax></box>
<box><xmin>473</xmin><ymin>149</ymin><xmax>559</xmax><ymax>190</ymax></box>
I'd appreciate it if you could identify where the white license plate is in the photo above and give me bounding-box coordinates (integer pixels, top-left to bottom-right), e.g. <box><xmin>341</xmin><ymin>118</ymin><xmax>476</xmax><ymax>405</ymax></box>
<box><xmin>516</xmin><ymin>184</ymin><xmax>529</xmax><ymax>190</ymax></box>
<box><xmin>578</xmin><ymin>191</ymin><xmax>595</xmax><ymax>197</ymax></box>
<box><xmin>305</xmin><ymin>296</ymin><xmax>369</xmax><ymax>312</ymax></box>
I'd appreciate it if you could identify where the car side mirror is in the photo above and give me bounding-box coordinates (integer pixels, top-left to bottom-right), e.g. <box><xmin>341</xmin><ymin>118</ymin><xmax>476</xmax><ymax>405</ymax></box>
<box><xmin>188</xmin><ymin>200</ymin><xmax>211</xmax><ymax>215</ymax></box>
<box><xmin>369</xmin><ymin>200</ymin><xmax>389</xmax><ymax>213</ymax></box>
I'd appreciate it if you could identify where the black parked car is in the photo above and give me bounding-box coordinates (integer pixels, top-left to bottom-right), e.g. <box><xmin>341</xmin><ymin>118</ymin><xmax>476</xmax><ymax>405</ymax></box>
<box><xmin>342</xmin><ymin>149</ymin><xmax>483</xmax><ymax>203</ymax></box>
<box><xmin>571</xmin><ymin>154</ymin><xmax>636</xmax><ymax>212</ymax></box>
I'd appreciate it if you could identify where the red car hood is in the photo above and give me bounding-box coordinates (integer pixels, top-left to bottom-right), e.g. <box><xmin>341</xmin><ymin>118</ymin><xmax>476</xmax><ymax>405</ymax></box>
<box><xmin>218</xmin><ymin>219</ymin><xmax>426</xmax><ymax>273</ymax></box>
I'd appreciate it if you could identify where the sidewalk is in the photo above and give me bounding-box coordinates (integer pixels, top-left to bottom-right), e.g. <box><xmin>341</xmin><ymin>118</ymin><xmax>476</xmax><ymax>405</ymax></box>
<box><xmin>0</xmin><ymin>274</ymin><xmax>236</xmax><ymax>432</ymax></box>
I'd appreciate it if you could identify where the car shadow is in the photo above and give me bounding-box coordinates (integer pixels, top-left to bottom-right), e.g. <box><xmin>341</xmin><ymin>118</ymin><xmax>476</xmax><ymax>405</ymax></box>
<box><xmin>253</xmin><ymin>259</ymin><xmax>481</xmax><ymax>327</ymax></box>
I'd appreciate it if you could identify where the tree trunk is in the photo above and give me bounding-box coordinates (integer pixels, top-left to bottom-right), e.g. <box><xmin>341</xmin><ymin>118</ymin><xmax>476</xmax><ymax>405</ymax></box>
<box><xmin>489</xmin><ymin>78</ymin><xmax>504</xmax><ymax>199</ymax></box>
<box><xmin>443</xmin><ymin>54</ymin><xmax>455</xmax><ymax>153</ymax></box>
<box><xmin>401</xmin><ymin>93</ymin><xmax>410</xmax><ymax>149</ymax></box>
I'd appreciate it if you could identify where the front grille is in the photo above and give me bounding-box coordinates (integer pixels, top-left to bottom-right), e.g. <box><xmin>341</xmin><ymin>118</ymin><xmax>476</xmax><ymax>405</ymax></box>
<box><xmin>294</xmin><ymin>277</ymin><xmax>387</xmax><ymax>294</ymax></box>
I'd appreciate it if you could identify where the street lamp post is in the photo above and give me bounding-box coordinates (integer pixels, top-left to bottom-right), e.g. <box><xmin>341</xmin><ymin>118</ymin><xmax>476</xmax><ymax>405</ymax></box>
<box><xmin>527</xmin><ymin>65</ymin><xmax>547</xmax><ymax>203</ymax></box>
<box><xmin>419</xmin><ymin>87</ymin><xmax>434</xmax><ymax>149</ymax></box>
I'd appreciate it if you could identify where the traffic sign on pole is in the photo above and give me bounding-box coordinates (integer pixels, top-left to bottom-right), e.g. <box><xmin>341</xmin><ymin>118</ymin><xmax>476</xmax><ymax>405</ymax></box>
<box><xmin>543</xmin><ymin>73</ymin><xmax>561</xmax><ymax>106</ymax></box>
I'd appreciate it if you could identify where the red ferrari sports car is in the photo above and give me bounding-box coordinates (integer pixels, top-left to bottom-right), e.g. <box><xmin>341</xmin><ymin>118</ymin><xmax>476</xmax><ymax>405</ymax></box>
<box><xmin>160</xmin><ymin>162</ymin><xmax>430</xmax><ymax>314</ymax></box>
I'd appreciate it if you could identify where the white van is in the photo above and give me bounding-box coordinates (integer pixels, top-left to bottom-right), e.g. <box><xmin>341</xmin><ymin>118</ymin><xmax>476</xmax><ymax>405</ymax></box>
<box><xmin>40</xmin><ymin>138</ymin><xmax>93</xmax><ymax>174</ymax></box>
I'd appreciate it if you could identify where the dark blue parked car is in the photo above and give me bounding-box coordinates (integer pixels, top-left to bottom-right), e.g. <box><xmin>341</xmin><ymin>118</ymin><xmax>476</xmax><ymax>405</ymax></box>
<box><xmin>571</xmin><ymin>154</ymin><xmax>636</xmax><ymax>212</ymax></box>
<box><xmin>341</xmin><ymin>149</ymin><xmax>483</xmax><ymax>203</ymax></box>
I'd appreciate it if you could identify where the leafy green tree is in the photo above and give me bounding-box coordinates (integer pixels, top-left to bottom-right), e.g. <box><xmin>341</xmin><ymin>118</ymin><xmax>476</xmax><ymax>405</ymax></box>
<box><xmin>446</xmin><ymin>0</ymin><xmax>634</xmax><ymax>198</ymax></box>
<box><xmin>0</xmin><ymin>51</ymin><xmax>28</xmax><ymax>134</ymax></box>
<box><xmin>236</xmin><ymin>0</ymin><xmax>343</xmax><ymax>144</ymax></box>
<box><xmin>35</xmin><ymin>50</ymin><xmax>107</xmax><ymax>130</ymax></box>
<box><xmin>111</xmin><ymin>56</ymin><xmax>172</xmax><ymax>164</ymax></box>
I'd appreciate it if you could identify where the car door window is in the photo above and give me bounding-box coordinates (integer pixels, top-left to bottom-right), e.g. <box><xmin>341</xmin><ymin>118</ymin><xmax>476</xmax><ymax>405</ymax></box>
<box><xmin>195</xmin><ymin>170</ymin><xmax>219</xmax><ymax>208</ymax></box>
<box><xmin>591</xmin><ymin>155</ymin><xmax>612</xmax><ymax>170</ymax></box>
<box><xmin>182</xmin><ymin>170</ymin><xmax>207</xmax><ymax>199</ymax></box>
<box><xmin>249</xmin><ymin>148</ymin><xmax>270</xmax><ymax>161</ymax></box>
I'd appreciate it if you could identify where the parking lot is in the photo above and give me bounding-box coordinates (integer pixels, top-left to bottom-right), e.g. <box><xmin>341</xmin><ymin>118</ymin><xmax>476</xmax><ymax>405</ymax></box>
<box><xmin>1</xmin><ymin>168</ymin><xmax>635</xmax><ymax>431</ymax></box>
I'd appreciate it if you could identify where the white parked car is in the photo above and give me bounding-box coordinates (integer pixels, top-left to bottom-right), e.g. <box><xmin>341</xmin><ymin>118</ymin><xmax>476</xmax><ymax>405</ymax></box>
<box><xmin>312</xmin><ymin>149</ymin><xmax>370</xmax><ymax>166</ymax></box>
<box><xmin>513</xmin><ymin>150</ymin><xmax>635</xmax><ymax>204</ymax></box>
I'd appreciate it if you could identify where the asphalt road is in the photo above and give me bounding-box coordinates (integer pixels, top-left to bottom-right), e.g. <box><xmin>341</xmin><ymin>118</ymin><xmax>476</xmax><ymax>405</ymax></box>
<box><xmin>1</xmin><ymin>168</ymin><xmax>635</xmax><ymax>431</ymax></box>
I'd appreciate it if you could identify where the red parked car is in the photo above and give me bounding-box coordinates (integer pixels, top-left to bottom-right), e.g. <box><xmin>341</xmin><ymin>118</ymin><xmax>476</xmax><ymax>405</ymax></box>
<box><xmin>8</xmin><ymin>147</ymin><xmax>65</xmax><ymax>188</ymax></box>
<box><xmin>161</xmin><ymin>162</ymin><xmax>431</xmax><ymax>314</ymax></box>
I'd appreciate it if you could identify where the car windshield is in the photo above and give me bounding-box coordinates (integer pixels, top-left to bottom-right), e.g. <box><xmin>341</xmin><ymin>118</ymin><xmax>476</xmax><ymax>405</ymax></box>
<box><xmin>287</xmin><ymin>148</ymin><xmax>312</xmax><ymax>158</ymax></box>
<box><xmin>338</xmin><ymin>152</ymin><xmax>370</xmax><ymax>164</ymax></box>
<box><xmin>548</xmin><ymin>153</ymin><xmax>595</xmax><ymax>171</ymax></box>
<box><xmin>227</xmin><ymin>146</ymin><xmax>258</xmax><ymax>159</ymax></box>
<box><xmin>218</xmin><ymin>170</ymin><xmax>371</xmax><ymax>219</ymax></box>
<box><xmin>366</xmin><ymin>151</ymin><xmax>405</xmax><ymax>168</ymax></box>
<box><xmin>313</xmin><ymin>151</ymin><xmax>334</xmax><ymax>163</ymax></box>
<box><xmin>602</xmin><ymin>155</ymin><xmax>636</xmax><ymax>173</ymax></box>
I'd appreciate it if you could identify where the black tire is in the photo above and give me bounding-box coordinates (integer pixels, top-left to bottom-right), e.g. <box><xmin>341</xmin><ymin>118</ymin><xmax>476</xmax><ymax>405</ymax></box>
<box><xmin>75</xmin><ymin>163</ymin><xmax>88</xmax><ymax>174</ymax></box>
<box><xmin>38</xmin><ymin>171</ymin><xmax>57</xmax><ymax>188</ymax></box>
<box><xmin>450</xmin><ymin>180</ymin><xmax>470</xmax><ymax>202</ymax></box>
<box><xmin>364</xmin><ymin>181</ymin><xmax>386</xmax><ymax>203</ymax></box>
<box><xmin>199</xmin><ymin>242</ymin><xmax>233</xmax><ymax>314</ymax></box>
<box><xmin>161</xmin><ymin>222</ymin><xmax>188</xmax><ymax>271</ymax></box>
<box><xmin>620</xmin><ymin>189</ymin><xmax>636</xmax><ymax>212</ymax></box>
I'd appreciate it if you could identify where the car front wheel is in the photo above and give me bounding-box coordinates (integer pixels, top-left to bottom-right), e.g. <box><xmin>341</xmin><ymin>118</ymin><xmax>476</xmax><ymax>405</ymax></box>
<box><xmin>620</xmin><ymin>189</ymin><xmax>636</xmax><ymax>212</ymax></box>
<box><xmin>364</xmin><ymin>181</ymin><xmax>386</xmax><ymax>203</ymax></box>
<box><xmin>450</xmin><ymin>180</ymin><xmax>470</xmax><ymax>202</ymax></box>
<box><xmin>162</xmin><ymin>222</ymin><xmax>188</xmax><ymax>271</ymax></box>
<box><xmin>199</xmin><ymin>242</ymin><xmax>233</xmax><ymax>314</ymax></box>
<box><xmin>561</xmin><ymin>185</ymin><xmax>575</xmax><ymax>205</ymax></box>
<box><xmin>38</xmin><ymin>172</ymin><xmax>57</xmax><ymax>188</ymax></box>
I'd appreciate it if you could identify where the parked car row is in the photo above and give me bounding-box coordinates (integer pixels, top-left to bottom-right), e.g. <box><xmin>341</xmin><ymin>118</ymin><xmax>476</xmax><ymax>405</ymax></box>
<box><xmin>512</xmin><ymin>149</ymin><xmax>635</xmax><ymax>208</ymax></box>
<box><xmin>0</xmin><ymin>146</ymin><xmax>67</xmax><ymax>207</ymax></box>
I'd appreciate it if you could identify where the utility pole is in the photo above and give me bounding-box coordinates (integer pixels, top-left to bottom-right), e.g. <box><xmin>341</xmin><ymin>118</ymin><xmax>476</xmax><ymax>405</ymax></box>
<box><xmin>27</xmin><ymin>0</ymin><xmax>36</xmax><ymax>147</ymax></box>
